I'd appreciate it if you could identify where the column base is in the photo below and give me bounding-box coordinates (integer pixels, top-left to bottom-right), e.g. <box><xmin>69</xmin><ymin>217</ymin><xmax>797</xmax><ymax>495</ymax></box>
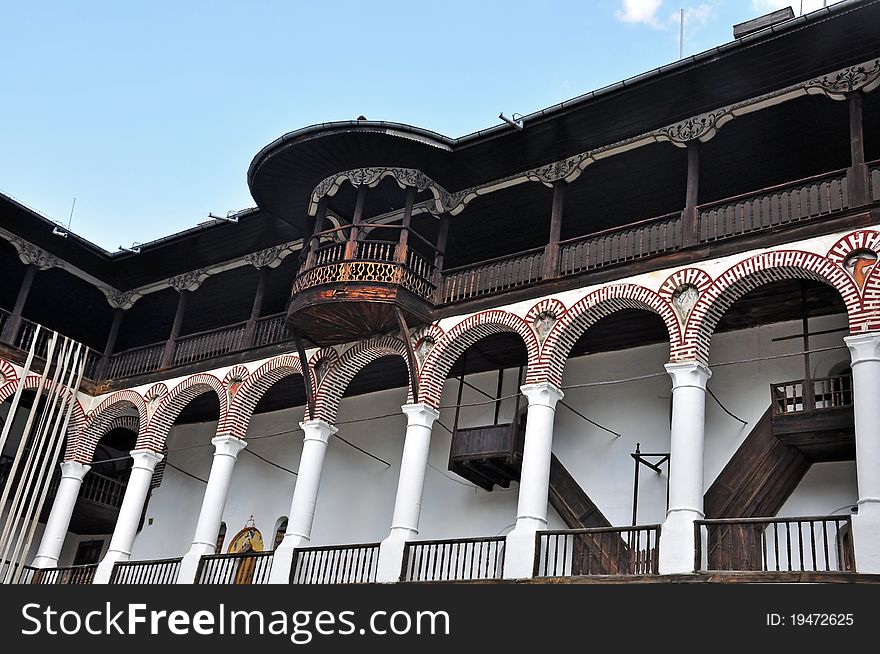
<box><xmin>502</xmin><ymin>517</ymin><xmax>545</xmax><ymax>579</ymax></box>
<box><xmin>176</xmin><ymin>542</ymin><xmax>217</xmax><ymax>584</ymax></box>
<box><xmin>268</xmin><ymin>533</ymin><xmax>310</xmax><ymax>584</ymax></box>
<box><xmin>376</xmin><ymin>527</ymin><xmax>417</xmax><ymax>583</ymax></box>
<box><xmin>852</xmin><ymin>501</ymin><xmax>880</xmax><ymax>573</ymax></box>
<box><xmin>659</xmin><ymin>509</ymin><xmax>701</xmax><ymax>574</ymax></box>
<box><xmin>94</xmin><ymin>550</ymin><xmax>130</xmax><ymax>584</ymax></box>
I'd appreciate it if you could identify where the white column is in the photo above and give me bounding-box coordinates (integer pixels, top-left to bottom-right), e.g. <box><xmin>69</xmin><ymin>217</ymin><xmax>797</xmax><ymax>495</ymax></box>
<box><xmin>268</xmin><ymin>419</ymin><xmax>336</xmax><ymax>584</ymax></box>
<box><xmin>846</xmin><ymin>333</ymin><xmax>880</xmax><ymax>573</ymax></box>
<box><xmin>31</xmin><ymin>461</ymin><xmax>90</xmax><ymax>568</ymax></box>
<box><xmin>659</xmin><ymin>361</ymin><xmax>711</xmax><ymax>574</ymax></box>
<box><xmin>94</xmin><ymin>449</ymin><xmax>162</xmax><ymax>583</ymax></box>
<box><xmin>376</xmin><ymin>403</ymin><xmax>439</xmax><ymax>582</ymax></box>
<box><xmin>503</xmin><ymin>382</ymin><xmax>564</xmax><ymax>579</ymax></box>
<box><xmin>177</xmin><ymin>435</ymin><xmax>247</xmax><ymax>583</ymax></box>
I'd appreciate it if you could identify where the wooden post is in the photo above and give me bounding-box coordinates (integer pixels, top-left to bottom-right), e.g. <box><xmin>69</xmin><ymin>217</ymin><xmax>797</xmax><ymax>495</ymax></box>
<box><xmin>1</xmin><ymin>264</ymin><xmax>37</xmax><ymax>344</ymax></box>
<box><xmin>344</xmin><ymin>185</ymin><xmax>368</xmax><ymax>260</ymax></box>
<box><xmin>542</xmin><ymin>182</ymin><xmax>566</xmax><ymax>280</ymax></box>
<box><xmin>396</xmin><ymin>187</ymin><xmax>415</xmax><ymax>264</ymax></box>
<box><xmin>161</xmin><ymin>290</ymin><xmax>188</xmax><ymax>368</ymax></box>
<box><xmin>242</xmin><ymin>267</ymin><xmax>268</xmax><ymax>348</ymax></box>
<box><xmin>432</xmin><ymin>214</ymin><xmax>450</xmax><ymax>304</ymax></box>
<box><xmin>304</xmin><ymin>199</ymin><xmax>327</xmax><ymax>270</ymax></box>
<box><xmin>96</xmin><ymin>308</ymin><xmax>124</xmax><ymax>381</ymax></box>
<box><xmin>682</xmin><ymin>142</ymin><xmax>700</xmax><ymax>248</ymax></box>
<box><xmin>847</xmin><ymin>92</ymin><xmax>869</xmax><ymax>207</ymax></box>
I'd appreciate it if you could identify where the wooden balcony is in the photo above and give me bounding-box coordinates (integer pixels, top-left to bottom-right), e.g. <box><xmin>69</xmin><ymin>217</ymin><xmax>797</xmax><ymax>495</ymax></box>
<box><xmin>534</xmin><ymin>525</ymin><xmax>660</xmax><ymax>578</ymax></box>
<box><xmin>287</xmin><ymin>225</ymin><xmax>437</xmax><ymax>346</ymax></box>
<box><xmin>770</xmin><ymin>373</ymin><xmax>854</xmax><ymax>462</ymax></box>
<box><xmin>448</xmin><ymin>421</ymin><xmax>524</xmax><ymax>491</ymax></box>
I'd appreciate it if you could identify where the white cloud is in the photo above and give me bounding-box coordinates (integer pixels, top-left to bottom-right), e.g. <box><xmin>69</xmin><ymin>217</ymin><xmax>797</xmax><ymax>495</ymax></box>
<box><xmin>615</xmin><ymin>0</ymin><xmax>665</xmax><ymax>28</ymax></box>
<box><xmin>752</xmin><ymin>0</ymin><xmax>840</xmax><ymax>15</ymax></box>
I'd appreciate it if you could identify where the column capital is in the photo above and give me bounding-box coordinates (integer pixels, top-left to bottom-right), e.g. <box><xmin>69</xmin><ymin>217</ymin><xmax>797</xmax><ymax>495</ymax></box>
<box><xmin>210</xmin><ymin>435</ymin><xmax>247</xmax><ymax>458</ymax></box>
<box><xmin>59</xmin><ymin>461</ymin><xmax>91</xmax><ymax>481</ymax></box>
<box><xmin>845</xmin><ymin>332</ymin><xmax>880</xmax><ymax>365</ymax></box>
<box><xmin>300</xmin><ymin>419</ymin><xmax>338</xmax><ymax>443</ymax></box>
<box><xmin>130</xmin><ymin>449</ymin><xmax>164</xmax><ymax>472</ymax></box>
<box><xmin>665</xmin><ymin>361</ymin><xmax>711</xmax><ymax>390</ymax></box>
<box><xmin>401</xmin><ymin>403</ymin><xmax>440</xmax><ymax>429</ymax></box>
<box><xmin>520</xmin><ymin>382</ymin><xmax>564</xmax><ymax>409</ymax></box>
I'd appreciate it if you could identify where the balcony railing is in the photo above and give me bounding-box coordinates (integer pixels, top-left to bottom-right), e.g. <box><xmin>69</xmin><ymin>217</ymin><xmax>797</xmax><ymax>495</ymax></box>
<box><xmin>441</xmin><ymin>248</ymin><xmax>545</xmax><ymax>304</ymax></box>
<box><xmin>46</xmin><ymin>470</ymin><xmax>127</xmax><ymax>510</ymax></box>
<box><xmin>289</xmin><ymin>543</ymin><xmax>380</xmax><ymax>584</ymax></box>
<box><xmin>695</xmin><ymin>516</ymin><xmax>854</xmax><ymax>573</ymax></box>
<box><xmin>699</xmin><ymin>169</ymin><xmax>849</xmax><ymax>244</ymax></box>
<box><xmin>401</xmin><ymin>536</ymin><xmax>506</xmax><ymax>582</ymax></box>
<box><xmin>534</xmin><ymin>525</ymin><xmax>660</xmax><ymax>578</ymax></box>
<box><xmin>771</xmin><ymin>373</ymin><xmax>853</xmax><ymax>415</ymax></box>
<box><xmin>253</xmin><ymin>313</ymin><xmax>289</xmax><ymax>348</ymax></box>
<box><xmin>30</xmin><ymin>564</ymin><xmax>98</xmax><ymax>585</ymax></box>
<box><xmin>171</xmin><ymin>321</ymin><xmax>247</xmax><ymax>367</ymax></box>
<box><xmin>196</xmin><ymin>551</ymin><xmax>274</xmax><ymax>585</ymax></box>
<box><xmin>109</xmin><ymin>557</ymin><xmax>182</xmax><ymax>584</ymax></box>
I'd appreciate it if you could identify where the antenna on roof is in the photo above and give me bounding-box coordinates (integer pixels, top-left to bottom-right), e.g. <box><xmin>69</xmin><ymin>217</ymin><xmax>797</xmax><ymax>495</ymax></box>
<box><xmin>67</xmin><ymin>197</ymin><xmax>76</xmax><ymax>229</ymax></box>
<box><xmin>208</xmin><ymin>211</ymin><xmax>239</xmax><ymax>223</ymax></box>
<box><xmin>499</xmin><ymin>112</ymin><xmax>523</xmax><ymax>130</ymax></box>
<box><xmin>679</xmin><ymin>8</ymin><xmax>685</xmax><ymax>59</ymax></box>
<box><xmin>119</xmin><ymin>243</ymin><xmax>142</xmax><ymax>254</ymax></box>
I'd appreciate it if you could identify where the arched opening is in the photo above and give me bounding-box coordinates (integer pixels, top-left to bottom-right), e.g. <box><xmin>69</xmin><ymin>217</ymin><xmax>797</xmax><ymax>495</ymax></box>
<box><xmin>701</xmin><ymin>276</ymin><xmax>855</xmax><ymax>572</ymax></box>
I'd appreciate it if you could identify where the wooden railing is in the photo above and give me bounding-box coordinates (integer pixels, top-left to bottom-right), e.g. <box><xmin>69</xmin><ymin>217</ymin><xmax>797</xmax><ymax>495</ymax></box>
<box><xmin>699</xmin><ymin>169</ymin><xmax>849</xmax><ymax>243</ymax></box>
<box><xmin>290</xmin><ymin>543</ymin><xmax>380</xmax><ymax>584</ymax></box>
<box><xmin>534</xmin><ymin>525</ymin><xmax>660</xmax><ymax>577</ymax></box>
<box><xmin>695</xmin><ymin>516</ymin><xmax>854</xmax><ymax>573</ymax></box>
<box><xmin>47</xmin><ymin>471</ymin><xmax>127</xmax><ymax>509</ymax></box>
<box><xmin>105</xmin><ymin>342</ymin><xmax>166</xmax><ymax>380</ymax></box>
<box><xmin>109</xmin><ymin>557</ymin><xmax>182</xmax><ymax>584</ymax></box>
<box><xmin>30</xmin><ymin>564</ymin><xmax>98</xmax><ymax>585</ymax></box>
<box><xmin>172</xmin><ymin>321</ymin><xmax>247</xmax><ymax>367</ymax></box>
<box><xmin>441</xmin><ymin>248</ymin><xmax>545</xmax><ymax>304</ymax></box>
<box><xmin>401</xmin><ymin>536</ymin><xmax>506</xmax><ymax>582</ymax></box>
<box><xmin>253</xmin><ymin>313</ymin><xmax>289</xmax><ymax>348</ymax></box>
<box><xmin>559</xmin><ymin>212</ymin><xmax>682</xmax><ymax>277</ymax></box>
<box><xmin>196</xmin><ymin>551</ymin><xmax>274</xmax><ymax>585</ymax></box>
<box><xmin>771</xmin><ymin>373</ymin><xmax>853</xmax><ymax>415</ymax></box>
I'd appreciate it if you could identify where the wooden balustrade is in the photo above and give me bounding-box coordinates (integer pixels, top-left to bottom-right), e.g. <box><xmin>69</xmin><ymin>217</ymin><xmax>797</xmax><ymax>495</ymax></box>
<box><xmin>559</xmin><ymin>213</ymin><xmax>682</xmax><ymax>277</ymax></box>
<box><xmin>46</xmin><ymin>470</ymin><xmax>127</xmax><ymax>509</ymax></box>
<box><xmin>441</xmin><ymin>248</ymin><xmax>545</xmax><ymax>304</ymax></box>
<box><xmin>695</xmin><ymin>516</ymin><xmax>854</xmax><ymax>573</ymax></box>
<box><xmin>109</xmin><ymin>557</ymin><xmax>182</xmax><ymax>584</ymax></box>
<box><xmin>30</xmin><ymin>564</ymin><xmax>98</xmax><ymax>585</ymax></box>
<box><xmin>195</xmin><ymin>551</ymin><xmax>274</xmax><ymax>584</ymax></box>
<box><xmin>105</xmin><ymin>342</ymin><xmax>166</xmax><ymax>380</ymax></box>
<box><xmin>253</xmin><ymin>313</ymin><xmax>290</xmax><ymax>348</ymax></box>
<box><xmin>289</xmin><ymin>543</ymin><xmax>379</xmax><ymax>584</ymax></box>
<box><xmin>534</xmin><ymin>525</ymin><xmax>660</xmax><ymax>577</ymax></box>
<box><xmin>771</xmin><ymin>374</ymin><xmax>853</xmax><ymax>415</ymax></box>
<box><xmin>172</xmin><ymin>322</ymin><xmax>247</xmax><ymax>367</ymax></box>
<box><xmin>401</xmin><ymin>536</ymin><xmax>506</xmax><ymax>582</ymax></box>
<box><xmin>699</xmin><ymin>169</ymin><xmax>849</xmax><ymax>243</ymax></box>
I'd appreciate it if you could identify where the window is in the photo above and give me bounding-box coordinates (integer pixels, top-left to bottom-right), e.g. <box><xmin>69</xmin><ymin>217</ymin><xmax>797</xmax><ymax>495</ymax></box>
<box><xmin>273</xmin><ymin>517</ymin><xmax>288</xmax><ymax>550</ymax></box>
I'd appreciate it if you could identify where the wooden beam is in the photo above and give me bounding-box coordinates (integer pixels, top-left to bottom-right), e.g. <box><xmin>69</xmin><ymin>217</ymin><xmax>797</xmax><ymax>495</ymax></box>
<box><xmin>243</xmin><ymin>267</ymin><xmax>268</xmax><ymax>348</ymax></box>
<box><xmin>847</xmin><ymin>92</ymin><xmax>869</xmax><ymax>206</ymax></box>
<box><xmin>432</xmin><ymin>214</ymin><xmax>450</xmax><ymax>303</ymax></box>
<box><xmin>394</xmin><ymin>306</ymin><xmax>419</xmax><ymax>404</ymax></box>
<box><xmin>305</xmin><ymin>198</ymin><xmax>327</xmax><ymax>270</ymax></box>
<box><xmin>293</xmin><ymin>332</ymin><xmax>316</xmax><ymax>420</ymax></box>
<box><xmin>682</xmin><ymin>142</ymin><xmax>700</xmax><ymax>247</ymax></box>
<box><xmin>543</xmin><ymin>182</ymin><xmax>566</xmax><ymax>279</ymax></box>
<box><xmin>161</xmin><ymin>290</ymin><xmax>188</xmax><ymax>368</ymax></box>
<box><xmin>396</xmin><ymin>187</ymin><xmax>415</xmax><ymax>264</ymax></box>
<box><xmin>96</xmin><ymin>308</ymin><xmax>124</xmax><ymax>381</ymax></box>
<box><xmin>344</xmin><ymin>185</ymin><xmax>368</xmax><ymax>260</ymax></box>
<box><xmin>0</xmin><ymin>264</ymin><xmax>36</xmax><ymax>344</ymax></box>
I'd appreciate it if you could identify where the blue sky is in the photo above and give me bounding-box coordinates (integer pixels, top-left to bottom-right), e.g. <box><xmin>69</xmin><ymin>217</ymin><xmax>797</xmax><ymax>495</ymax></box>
<box><xmin>0</xmin><ymin>0</ymin><xmax>838</xmax><ymax>250</ymax></box>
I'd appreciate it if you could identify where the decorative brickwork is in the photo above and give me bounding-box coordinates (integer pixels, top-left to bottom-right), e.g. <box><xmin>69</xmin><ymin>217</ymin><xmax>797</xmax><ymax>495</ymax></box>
<box><xmin>67</xmin><ymin>390</ymin><xmax>147</xmax><ymax>464</ymax></box>
<box><xmin>224</xmin><ymin>355</ymin><xmax>307</xmax><ymax>439</ymax></box>
<box><xmin>139</xmin><ymin>373</ymin><xmax>227</xmax><ymax>452</ymax></box>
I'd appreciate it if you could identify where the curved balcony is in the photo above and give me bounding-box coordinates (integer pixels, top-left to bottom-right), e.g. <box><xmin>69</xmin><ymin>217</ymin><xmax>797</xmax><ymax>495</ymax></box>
<box><xmin>287</xmin><ymin>224</ymin><xmax>438</xmax><ymax>346</ymax></box>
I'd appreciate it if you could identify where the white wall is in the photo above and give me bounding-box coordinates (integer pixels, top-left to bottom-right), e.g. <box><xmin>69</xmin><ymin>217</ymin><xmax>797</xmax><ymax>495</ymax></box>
<box><xmin>127</xmin><ymin>312</ymin><xmax>857</xmax><ymax>560</ymax></box>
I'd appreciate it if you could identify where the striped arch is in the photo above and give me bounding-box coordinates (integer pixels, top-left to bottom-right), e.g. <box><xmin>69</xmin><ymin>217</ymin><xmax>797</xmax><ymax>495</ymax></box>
<box><xmin>313</xmin><ymin>336</ymin><xmax>412</xmax><ymax>423</ymax></box>
<box><xmin>225</xmin><ymin>355</ymin><xmax>308</xmax><ymax>439</ymax></box>
<box><xmin>828</xmin><ymin>230</ymin><xmax>880</xmax><ymax>331</ymax></box>
<box><xmin>419</xmin><ymin>309</ymin><xmax>542</xmax><ymax>409</ymax></box>
<box><xmin>140</xmin><ymin>373</ymin><xmax>228</xmax><ymax>452</ymax></box>
<box><xmin>0</xmin><ymin>359</ymin><xmax>18</xmax><ymax>387</ymax></box>
<box><xmin>0</xmin><ymin>375</ymin><xmax>87</xmax><ymax>436</ymax></box>
<box><xmin>66</xmin><ymin>390</ymin><xmax>147</xmax><ymax>464</ymax></box>
<box><xmin>539</xmin><ymin>284</ymin><xmax>682</xmax><ymax>387</ymax></box>
<box><xmin>683</xmin><ymin>250</ymin><xmax>863</xmax><ymax>364</ymax></box>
